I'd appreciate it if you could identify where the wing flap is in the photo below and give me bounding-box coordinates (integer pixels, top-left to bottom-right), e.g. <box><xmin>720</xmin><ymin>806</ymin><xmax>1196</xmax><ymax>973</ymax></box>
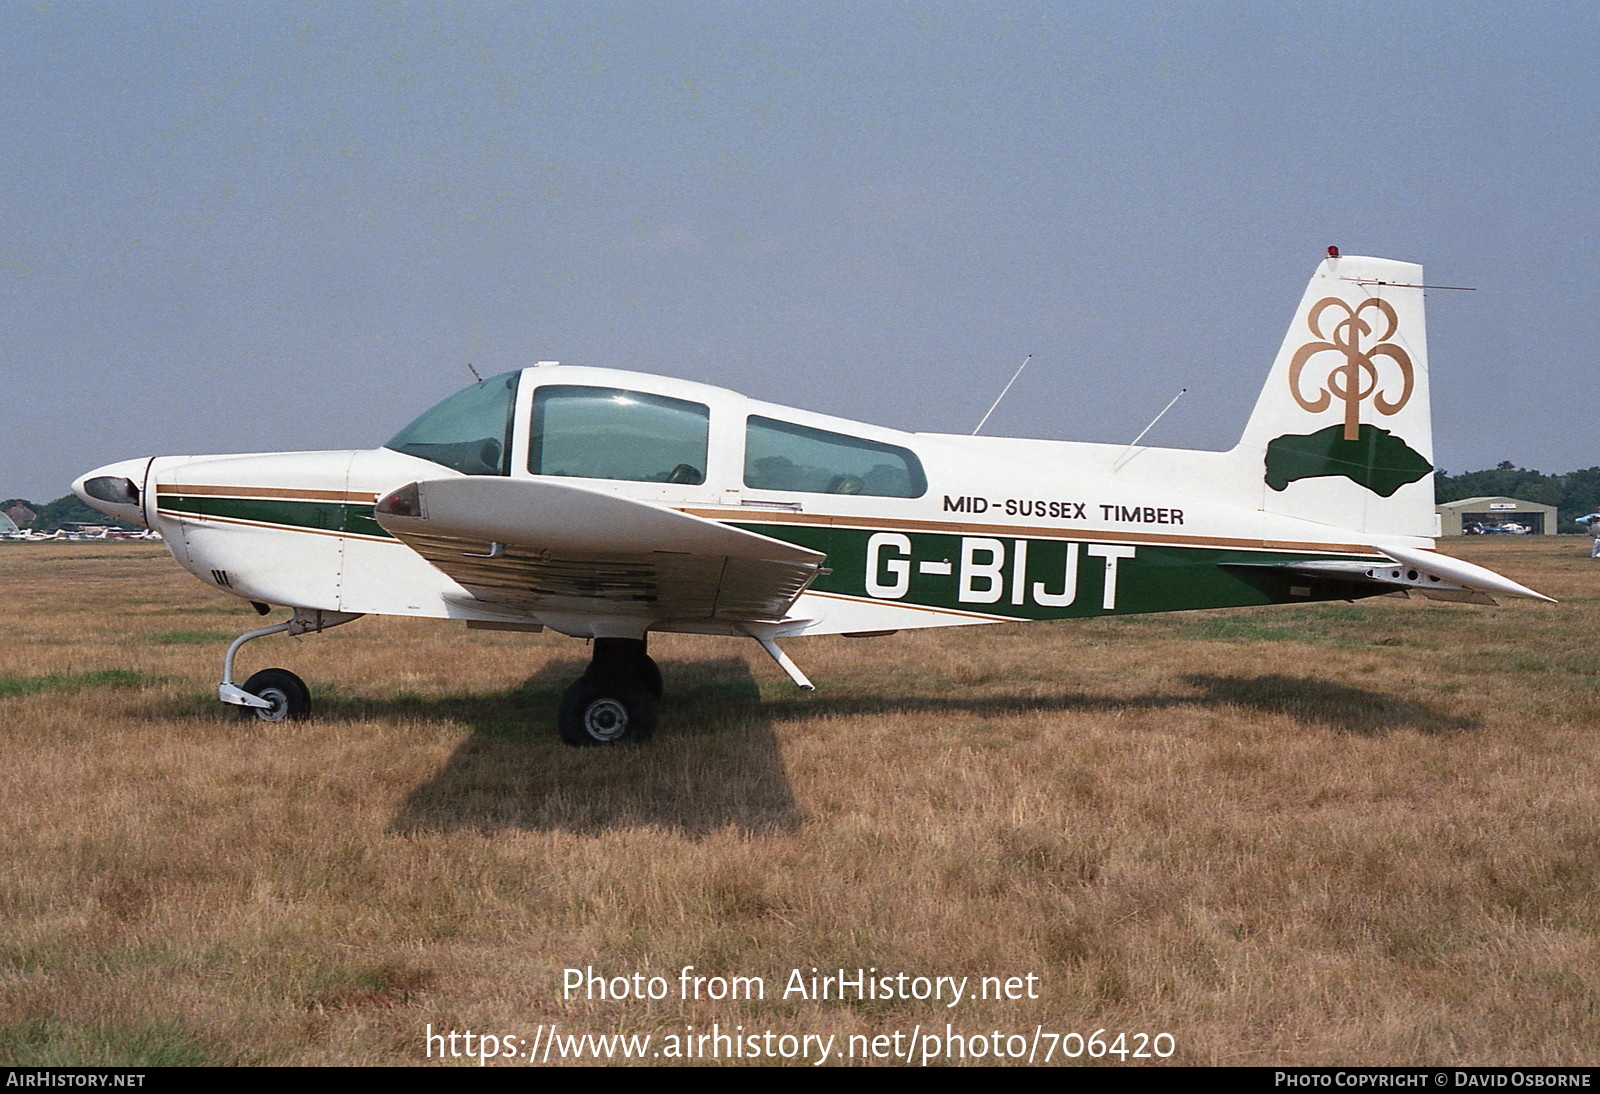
<box><xmin>374</xmin><ymin>478</ymin><xmax>824</xmax><ymax>624</ymax></box>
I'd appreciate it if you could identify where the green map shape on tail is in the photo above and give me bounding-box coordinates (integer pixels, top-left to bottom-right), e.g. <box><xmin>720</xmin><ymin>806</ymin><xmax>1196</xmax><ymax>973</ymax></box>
<box><xmin>1264</xmin><ymin>424</ymin><xmax>1432</xmax><ymax>497</ymax></box>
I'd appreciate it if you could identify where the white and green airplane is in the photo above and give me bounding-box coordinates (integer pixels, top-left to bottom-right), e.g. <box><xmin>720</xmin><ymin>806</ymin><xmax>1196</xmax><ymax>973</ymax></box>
<box><xmin>75</xmin><ymin>251</ymin><xmax>1550</xmax><ymax>745</ymax></box>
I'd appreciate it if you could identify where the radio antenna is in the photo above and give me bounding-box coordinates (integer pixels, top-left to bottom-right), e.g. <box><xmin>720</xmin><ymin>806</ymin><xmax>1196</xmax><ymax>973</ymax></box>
<box><xmin>1114</xmin><ymin>387</ymin><xmax>1187</xmax><ymax>471</ymax></box>
<box><xmin>466</xmin><ymin>362</ymin><xmax>483</xmax><ymax>382</ymax></box>
<box><xmin>972</xmin><ymin>354</ymin><xmax>1033</xmax><ymax>435</ymax></box>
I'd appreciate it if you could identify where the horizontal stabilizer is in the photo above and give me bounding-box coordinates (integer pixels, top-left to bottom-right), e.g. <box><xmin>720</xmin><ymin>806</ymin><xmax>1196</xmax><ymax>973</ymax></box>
<box><xmin>1229</xmin><ymin>546</ymin><xmax>1554</xmax><ymax>604</ymax></box>
<box><xmin>1377</xmin><ymin>544</ymin><xmax>1555</xmax><ymax>603</ymax></box>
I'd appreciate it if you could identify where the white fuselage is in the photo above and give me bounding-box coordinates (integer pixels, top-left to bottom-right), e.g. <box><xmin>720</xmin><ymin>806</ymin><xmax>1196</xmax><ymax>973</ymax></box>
<box><xmin>77</xmin><ymin>364</ymin><xmax>1424</xmax><ymax>640</ymax></box>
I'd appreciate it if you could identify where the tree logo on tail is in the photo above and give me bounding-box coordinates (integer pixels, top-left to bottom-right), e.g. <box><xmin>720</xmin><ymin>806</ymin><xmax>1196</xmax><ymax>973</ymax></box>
<box><xmin>1288</xmin><ymin>297</ymin><xmax>1414</xmax><ymax>439</ymax></box>
<box><xmin>1267</xmin><ymin>296</ymin><xmax>1430</xmax><ymax>496</ymax></box>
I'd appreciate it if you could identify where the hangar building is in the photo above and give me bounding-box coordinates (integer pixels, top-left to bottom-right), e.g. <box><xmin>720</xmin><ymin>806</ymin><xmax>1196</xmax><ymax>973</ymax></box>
<box><xmin>1436</xmin><ymin>496</ymin><xmax>1558</xmax><ymax>536</ymax></box>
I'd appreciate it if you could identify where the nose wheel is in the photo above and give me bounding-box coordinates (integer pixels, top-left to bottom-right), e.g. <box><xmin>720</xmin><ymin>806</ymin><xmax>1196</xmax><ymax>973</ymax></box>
<box><xmin>238</xmin><ymin>668</ymin><xmax>310</xmax><ymax>722</ymax></box>
<box><xmin>216</xmin><ymin>608</ymin><xmax>362</xmax><ymax>720</ymax></box>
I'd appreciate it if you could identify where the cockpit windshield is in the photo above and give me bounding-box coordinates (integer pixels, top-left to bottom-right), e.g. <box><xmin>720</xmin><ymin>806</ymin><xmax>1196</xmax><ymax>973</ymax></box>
<box><xmin>384</xmin><ymin>371</ymin><xmax>519</xmax><ymax>476</ymax></box>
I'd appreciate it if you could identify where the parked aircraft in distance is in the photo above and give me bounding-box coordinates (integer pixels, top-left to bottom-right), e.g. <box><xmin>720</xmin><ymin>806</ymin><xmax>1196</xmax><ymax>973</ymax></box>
<box><xmin>75</xmin><ymin>250</ymin><xmax>1550</xmax><ymax>745</ymax></box>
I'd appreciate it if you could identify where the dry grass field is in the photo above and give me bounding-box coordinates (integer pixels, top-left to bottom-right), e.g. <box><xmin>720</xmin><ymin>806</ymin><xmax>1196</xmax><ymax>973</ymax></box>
<box><xmin>1</xmin><ymin>538</ymin><xmax>1596</xmax><ymax>1066</ymax></box>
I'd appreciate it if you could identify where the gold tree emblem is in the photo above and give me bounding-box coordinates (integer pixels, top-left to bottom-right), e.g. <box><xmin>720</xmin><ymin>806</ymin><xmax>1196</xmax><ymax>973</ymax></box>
<box><xmin>1288</xmin><ymin>297</ymin><xmax>1414</xmax><ymax>440</ymax></box>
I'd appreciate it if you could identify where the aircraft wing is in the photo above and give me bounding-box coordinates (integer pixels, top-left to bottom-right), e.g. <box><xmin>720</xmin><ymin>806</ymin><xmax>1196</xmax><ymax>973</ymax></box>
<box><xmin>373</xmin><ymin>477</ymin><xmax>826</xmax><ymax>625</ymax></box>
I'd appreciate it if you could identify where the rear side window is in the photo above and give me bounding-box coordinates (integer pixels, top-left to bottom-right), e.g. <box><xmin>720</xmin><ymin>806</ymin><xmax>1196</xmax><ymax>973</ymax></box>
<box><xmin>528</xmin><ymin>386</ymin><xmax>709</xmax><ymax>485</ymax></box>
<box><xmin>744</xmin><ymin>416</ymin><xmax>926</xmax><ymax>497</ymax></box>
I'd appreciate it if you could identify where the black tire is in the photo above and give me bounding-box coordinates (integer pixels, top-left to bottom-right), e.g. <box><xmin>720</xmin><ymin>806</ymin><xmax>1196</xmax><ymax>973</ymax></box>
<box><xmin>239</xmin><ymin>668</ymin><xmax>311</xmax><ymax>723</ymax></box>
<box><xmin>637</xmin><ymin>655</ymin><xmax>664</xmax><ymax>701</ymax></box>
<box><xmin>557</xmin><ymin>678</ymin><xmax>656</xmax><ymax>746</ymax></box>
<box><xmin>589</xmin><ymin>638</ymin><xmax>663</xmax><ymax>700</ymax></box>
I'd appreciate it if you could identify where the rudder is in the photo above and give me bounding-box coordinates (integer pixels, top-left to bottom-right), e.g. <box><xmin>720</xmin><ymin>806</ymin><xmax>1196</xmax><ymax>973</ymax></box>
<box><xmin>1233</xmin><ymin>253</ymin><xmax>1435</xmax><ymax>540</ymax></box>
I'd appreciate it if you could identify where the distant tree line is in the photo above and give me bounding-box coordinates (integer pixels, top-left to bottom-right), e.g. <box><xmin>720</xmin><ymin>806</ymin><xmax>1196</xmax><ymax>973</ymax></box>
<box><xmin>2</xmin><ymin>495</ymin><xmax>137</xmax><ymax>532</ymax></box>
<box><xmin>6</xmin><ymin>464</ymin><xmax>1600</xmax><ymax>534</ymax></box>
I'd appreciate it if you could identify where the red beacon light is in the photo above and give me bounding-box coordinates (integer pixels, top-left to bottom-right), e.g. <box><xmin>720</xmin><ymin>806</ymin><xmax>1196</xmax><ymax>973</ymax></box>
<box><xmin>1327</xmin><ymin>245</ymin><xmax>1340</xmax><ymax>259</ymax></box>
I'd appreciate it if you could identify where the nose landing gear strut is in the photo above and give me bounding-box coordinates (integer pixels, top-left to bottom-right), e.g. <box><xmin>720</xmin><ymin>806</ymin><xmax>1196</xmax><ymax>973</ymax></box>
<box><xmin>218</xmin><ymin>608</ymin><xmax>362</xmax><ymax>722</ymax></box>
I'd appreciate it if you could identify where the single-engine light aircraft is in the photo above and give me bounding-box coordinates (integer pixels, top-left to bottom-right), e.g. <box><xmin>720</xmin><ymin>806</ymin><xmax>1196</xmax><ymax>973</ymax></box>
<box><xmin>75</xmin><ymin>252</ymin><xmax>1551</xmax><ymax>745</ymax></box>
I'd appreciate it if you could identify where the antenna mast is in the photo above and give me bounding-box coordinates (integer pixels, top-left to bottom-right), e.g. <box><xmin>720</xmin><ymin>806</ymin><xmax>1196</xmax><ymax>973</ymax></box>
<box><xmin>1113</xmin><ymin>388</ymin><xmax>1187</xmax><ymax>471</ymax></box>
<box><xmin>1127</xmin><ymin>387</ymin><xmax>1187</xmax><ymax>449</ymax></box>
<box><xmin>972</xmin><ymin>355</ymin><xmax>1033</xmax><ymax>436</ymax></box>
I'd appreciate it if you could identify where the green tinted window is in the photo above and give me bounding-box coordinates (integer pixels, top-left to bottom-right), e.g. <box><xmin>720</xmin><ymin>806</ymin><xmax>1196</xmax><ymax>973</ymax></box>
<box><xmin>529</xmin><ymin>386</ymin><xmax>709</xmax><ymax>484</ymax></box>
<box><xmin>384</xmin><ymin>372</ymin><xmax>518</xmax><ymax>475</ymax></box>
<box><xmin>744</xmin><ymin>416</ymin><xmax>926</xmax><ymax>497</ymax></box>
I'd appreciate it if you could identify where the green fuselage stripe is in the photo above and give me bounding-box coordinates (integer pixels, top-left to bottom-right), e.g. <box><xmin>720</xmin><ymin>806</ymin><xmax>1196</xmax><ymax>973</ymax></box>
<box><xmin>158</xmin><ymin>496</ymin><xmax>391</xmax><ymax>540</ymax></box>
<box><xmin>734</xmin><ymin>521</ymin><xmax>1383</xmax><ymax>619</ymax></box>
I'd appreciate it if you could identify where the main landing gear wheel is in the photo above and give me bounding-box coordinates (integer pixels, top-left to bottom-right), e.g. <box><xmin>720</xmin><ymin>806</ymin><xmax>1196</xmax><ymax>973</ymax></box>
<box><xmin>238</xmin><ymin>668</ymin><xmax>310</xmax><ymax>723</ymax></box>
<box><xmin>557</xmin><ymin>678</ymin><xmax>657</xmax><ymax>746</ymax></box>
<box><xmin>638</xmin><ymin>655</ymin><xmax>663</xmax><ymax>700</ymax></box>
<box><xmin>556</xmin><ymin>637</ymin><xmax>660</xmax><ymax>746</ymax></box>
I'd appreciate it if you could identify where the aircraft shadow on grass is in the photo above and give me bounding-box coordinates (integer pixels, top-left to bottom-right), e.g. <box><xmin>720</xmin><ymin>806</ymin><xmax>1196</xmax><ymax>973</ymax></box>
<box><xmin>135</xmin><ymin>657</ymin><xmax>1476</xmax><ymax>835</ymax></box>
<box><xmin>1175</xmin><ymin>674</ymin><xmax>1479</xmax><ymax>737</ymax></box>
<box><xmin>380</xmin><ymin>657</ymin><xmax>804</xmax><ymax>837</ymax></box>
<box><xmin>362</xmin><ymin>661</ymin><xmax>1474</xmax><ymax>835</ymax></box>
<box><xmin>754</xmin><ymin>671</ymin><xmax>1478</xmax><ymax>738</ymax></box>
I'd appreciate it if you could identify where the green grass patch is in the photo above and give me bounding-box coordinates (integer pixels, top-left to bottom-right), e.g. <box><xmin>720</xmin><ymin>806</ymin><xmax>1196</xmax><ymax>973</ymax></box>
<box><xmin>146</xmin><ymin>630</ymin><xmax>227</xmax><ymax>645</ymax></box>
<box><xmin>298</xmin><ymin>961</ymin><xmax>437</xmax><ymax>1014</ymax></box>
<box><xmin>1294</xmin><ymin>604</ymin><xmax>1371</xmax><ymax>621</ymax></box>
<box><xmin>37</xmin><ymin>552</ymin><xmax>165</xmax><ymax>563</ymax></box>
<box><xmin>0</xmin><ymin>669</ymin><xmax>162</xmax><ymax>699</ymax></box>
<box><xmin>1187</xmin><ymin>618</ymin><xmax>1310</xmax><ymax>642</ymax></box>
<box><xmin>0</xmin><ymin>1018</ymin><xmax>237</xmax><ymax>1067</ymax></box>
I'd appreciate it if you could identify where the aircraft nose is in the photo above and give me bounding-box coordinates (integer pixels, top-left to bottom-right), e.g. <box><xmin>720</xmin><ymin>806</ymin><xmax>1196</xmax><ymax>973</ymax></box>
<box><xmin>73</xmin><ymin>457</ymin><xmax>153</xmax><ymax>528</ymax></box>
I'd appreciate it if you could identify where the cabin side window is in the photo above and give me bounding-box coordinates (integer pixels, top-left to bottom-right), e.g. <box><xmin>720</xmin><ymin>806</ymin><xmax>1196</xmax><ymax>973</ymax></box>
<box><xmin>528</xmin><ymin>386</ymin><xmax>709</xmax><ymax>485</ymax></box>
<box><xmin>384</xmin><ymin>371</ymin><xmax>518</xmax><ymax>476</ymax></box>
<box><xmin>743</xmin><ymin>416</ymin><xmax>927</xmax><ymax>497</ymax></box>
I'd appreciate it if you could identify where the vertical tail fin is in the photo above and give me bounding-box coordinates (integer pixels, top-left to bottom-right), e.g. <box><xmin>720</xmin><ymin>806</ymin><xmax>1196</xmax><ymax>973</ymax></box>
<box><xmin>1234</xmin><ymin>254</ymin><xmax>1435</xmax><ymax>539</ymax></box>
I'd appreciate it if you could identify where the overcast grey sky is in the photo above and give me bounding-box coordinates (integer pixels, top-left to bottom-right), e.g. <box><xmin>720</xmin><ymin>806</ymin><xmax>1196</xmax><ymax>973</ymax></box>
<box><xmin>4</xmin><ymin>1</ymin><xmax>1596</xmax><ymax>503</ymax></box>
